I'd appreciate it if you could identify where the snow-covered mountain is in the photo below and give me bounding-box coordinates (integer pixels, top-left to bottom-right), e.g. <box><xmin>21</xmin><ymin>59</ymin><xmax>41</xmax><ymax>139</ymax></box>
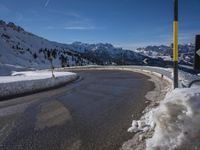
<box><xmin>0</xmin><ymin>20</ymin><xmax>181</xmax><ymax>75</ymax></box>
<box><xmin>135</xmin><ymin>44</ymin><xmax>195</xmax><ymax>65</ymax></box>
<box><xmin>0</xmin><ymin>20</ymin><xmax>94</xmax><ymax>75</ymax></box>
<box><xmin>0</xmin><ymin>20</ymin><xmax>169</xmax><ymax>75</ymax></box>
<box><xmin>67</xmin><ymin>42</ymin><xmax>169</xmax><ymax>66</ymax></box>
<box><xmin>138</xmin><ymin>44</ymin><xmax>194</xmax><ymax>55</ymax></box>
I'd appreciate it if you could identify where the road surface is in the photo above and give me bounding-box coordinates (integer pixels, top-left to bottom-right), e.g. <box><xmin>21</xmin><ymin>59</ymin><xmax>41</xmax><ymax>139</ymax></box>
<box><xmin>0</xmin><ymin>70</ymin><xmax>155</xmax><ymax>150</ymax></box>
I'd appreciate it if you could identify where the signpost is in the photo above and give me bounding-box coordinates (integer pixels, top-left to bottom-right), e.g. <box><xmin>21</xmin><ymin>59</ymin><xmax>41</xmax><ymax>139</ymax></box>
<box><xmin>173</xmin><ymin>0</ymin><xmax>179</xmax><ymax>89</ymax></box>
<box><xmin>194</xmin><ymin>35</ymin><xmax>200</xmax><ymax>71</ymax></box>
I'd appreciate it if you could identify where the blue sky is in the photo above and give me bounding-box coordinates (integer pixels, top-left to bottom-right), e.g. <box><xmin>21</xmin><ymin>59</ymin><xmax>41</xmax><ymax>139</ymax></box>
<box><xmin>0</xmin><ymin>0</ymin><xmax>200</xmax><ymax>49</ymax></box>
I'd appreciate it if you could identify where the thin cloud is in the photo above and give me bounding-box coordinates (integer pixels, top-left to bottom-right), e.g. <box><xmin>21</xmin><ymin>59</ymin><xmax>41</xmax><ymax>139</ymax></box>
<box><xmin>45</xmin><ymin>26</ymin><xmax>55</xmax><ymax>30</ymax></box>
<box><xmin>50</xmin><ymin>10</ymin><xmax>82</xmax><ymax>18</ymax></box>
<box><xmin>64</xmin><ymin>26</ymin><xmax>96</xmax><ymax>30</ymax></box>
<box><xmin>44</xmin><ymin>0</ymin><xmax>50</xmax><ymax>8</ymax></box>
<box><xmin>44</xmin><ymin>25</ymin><xmax>102</xmax><ymax>30</ymax></box>
<box><xmin>64</xmin><ymin>20</ymin><xmax>102</xmax><ymax>30</ymax></box>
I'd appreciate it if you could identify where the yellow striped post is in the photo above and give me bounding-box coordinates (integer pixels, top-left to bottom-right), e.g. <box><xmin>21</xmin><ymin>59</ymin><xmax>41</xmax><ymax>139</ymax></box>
<box><xmin>173</xmin><ymin>0</ymin><xmax>179</xmax><ymax>88</ymax></box>
<box><xmin>173</xmin><ymin>21</ymin><xmax>178</xmax><ymax>62</ymax></box>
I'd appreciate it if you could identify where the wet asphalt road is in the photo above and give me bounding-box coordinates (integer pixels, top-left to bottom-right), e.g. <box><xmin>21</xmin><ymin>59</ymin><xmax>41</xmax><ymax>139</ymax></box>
<box><xmin>0</xmin><ymin>70</ymin><xmax>154</xmax><ymax>150</ymax></box>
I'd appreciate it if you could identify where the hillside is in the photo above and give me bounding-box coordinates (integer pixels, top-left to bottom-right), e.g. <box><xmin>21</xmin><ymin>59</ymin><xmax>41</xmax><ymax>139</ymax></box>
<box><xmin>0</xmin><ymin>20</ymin><xmax>93</xmax><ymax>75</ymax></box>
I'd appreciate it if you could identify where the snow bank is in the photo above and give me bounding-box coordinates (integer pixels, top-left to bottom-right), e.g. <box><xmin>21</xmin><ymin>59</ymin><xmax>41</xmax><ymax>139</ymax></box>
<box><xmin>0</xmin><ymin>71</ymin><xmax>77</xmax><ymax>99</ymax></box>
<box><xmin>128</xmin><ymin>86</ymin><xmax>200</xmax><ymax>150</ymax></box>
<box><xmin>146</xmin><ymin>87</ymin><xmax>200</xmax><ymax>150</ymax></box>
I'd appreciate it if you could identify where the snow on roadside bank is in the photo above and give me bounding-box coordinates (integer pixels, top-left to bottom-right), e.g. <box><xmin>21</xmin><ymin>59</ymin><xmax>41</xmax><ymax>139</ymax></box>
<box><xmin>147</xmin><ymin>87</ymin><xmax>200</xmax><ymax>150</ymax></box>
<box><xmin>0</xmin><ymin>71</ymin><xmax>77</xmax><ymax>99</ymax></box>
<box><xmin>128</xmin><ymin>86</ymin><xmax>200</xmax><ymax>150</ymax></box>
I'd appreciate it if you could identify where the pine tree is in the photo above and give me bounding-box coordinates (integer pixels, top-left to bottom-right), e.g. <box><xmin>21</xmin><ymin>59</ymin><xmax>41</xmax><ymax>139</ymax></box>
<box><xmin>33</xmin><ymin>53</ymin><xmax>37</xmax><ymax>59</ymax></box>
<box><xmin>47</xmin><ymin>50</ymin><xmax>55</xmax><ymax>78</ymax></box>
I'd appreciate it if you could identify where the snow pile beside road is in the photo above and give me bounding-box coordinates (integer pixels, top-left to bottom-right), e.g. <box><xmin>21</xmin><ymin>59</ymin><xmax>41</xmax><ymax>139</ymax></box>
<box><xmin>146</xmin><ymin>87</ymin><xmax>200</xmax><ymax>150</ymax></box>
<box><xmin>128</xmin><ymin>86</ymin><xmax>200</xmax><ymax>150</ymax></box>
<box><xmin>0</xmin><ymin>71</ymin><xmax>77</xmax><ymax>99</ymax></box>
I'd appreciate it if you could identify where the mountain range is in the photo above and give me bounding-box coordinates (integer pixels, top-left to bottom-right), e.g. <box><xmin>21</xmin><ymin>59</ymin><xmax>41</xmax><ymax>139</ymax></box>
<box><xmin>0</xmin><ymin>20</ymin><xmax>195</xmax><ymax>75</ymax></box>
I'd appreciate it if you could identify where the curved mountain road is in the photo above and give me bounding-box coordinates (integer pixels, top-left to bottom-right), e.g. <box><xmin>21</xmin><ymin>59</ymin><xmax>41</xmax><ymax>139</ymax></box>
<box><xmin>0</xmin><ymin>70</ymin><xmax>155</xmax><ymax>150</ymax></box>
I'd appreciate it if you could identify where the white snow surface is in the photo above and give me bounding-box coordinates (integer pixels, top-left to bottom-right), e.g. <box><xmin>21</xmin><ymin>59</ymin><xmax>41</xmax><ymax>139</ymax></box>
<box><xmin>0</xmin><ymin>71</ymin><xmax>77</xmax><ymax>98</ymax></box>
<box><xmin>0</xmin><ymin>23</ymin><xmax>94</xmax><ymax>75</ymax></box>
<box><xmin>0</xmin><ymin>71</ymin><xmax>74</xmax><ymax>83</ymax></box>
<box><xmin>147</xmin><ymin>87</ymin><xmax>200</xmax><ymax>150</ymax></box>
<box><xmin>128</xmin><ymin>86</ymin><xmax>200</xmax><ymax>150</ymax></box>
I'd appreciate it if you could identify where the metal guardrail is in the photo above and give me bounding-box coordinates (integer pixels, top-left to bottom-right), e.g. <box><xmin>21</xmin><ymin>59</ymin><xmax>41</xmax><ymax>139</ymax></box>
<box><xmin>60</xmin><ymin>65</ymin><xmax>200</xmax><ymax>88</ymax></box>
<box><xmin>188</xmin><ymin>80</ymin><xmax>200</xmax><ymax>88</ymax></box>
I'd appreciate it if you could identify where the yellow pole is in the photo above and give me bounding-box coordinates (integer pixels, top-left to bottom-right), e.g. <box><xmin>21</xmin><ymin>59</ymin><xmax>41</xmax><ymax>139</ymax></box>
<box><xmin>173</xmin><ymin>0</ymin><xmax>179</xmax><ymax>88</ymax></box>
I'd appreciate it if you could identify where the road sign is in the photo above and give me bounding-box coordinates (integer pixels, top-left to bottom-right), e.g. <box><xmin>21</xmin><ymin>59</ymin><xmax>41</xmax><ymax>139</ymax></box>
<box><xmin>194</xmin><ymin>35</ymin><xmax>200</xmax><ymax>71</ymax></box>
<box><xmin>196</xmin><ymin>49</ymin><xmax>200</xmax><ymax>56</ymax></box>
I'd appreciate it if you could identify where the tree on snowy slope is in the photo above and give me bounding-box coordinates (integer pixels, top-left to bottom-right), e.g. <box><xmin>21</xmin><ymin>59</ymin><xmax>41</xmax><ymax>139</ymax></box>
<box><xmin>47</xmin><ymin>49</ymin><xmax>56</xmax><ymax>78</ymax></box>
<box><xmin>33</xmin><ymin>53</ymin><xmax>37</xmax><ymax>59</ymax></box>
<box><xmin>59</xmin><ymin>54</ymin><xmax>69</xmax><ymax>67</ymax></box>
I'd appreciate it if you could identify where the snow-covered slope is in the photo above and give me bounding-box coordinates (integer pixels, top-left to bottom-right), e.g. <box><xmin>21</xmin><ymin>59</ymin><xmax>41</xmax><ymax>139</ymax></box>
<box><xmin>0</xmin><ymin>20</ymin><xmax>150</xmax><ymax>75</ymax></box>
<box><xmin>0</xmin><ymin>20</ymin><xmax>173</xmax><ymax>75</ymax></box>
<box><xmin>0</xmin><ymin>20</ymin><xmax>93</xmax><ymax>75</ymax></box>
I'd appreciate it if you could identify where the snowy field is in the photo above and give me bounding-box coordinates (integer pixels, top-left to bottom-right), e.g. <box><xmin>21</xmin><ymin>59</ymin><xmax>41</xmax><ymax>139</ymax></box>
<box><xmin>0</xmin><ymin>71</ymin><xmax>77</xmax><ymax>99</ymax></box>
